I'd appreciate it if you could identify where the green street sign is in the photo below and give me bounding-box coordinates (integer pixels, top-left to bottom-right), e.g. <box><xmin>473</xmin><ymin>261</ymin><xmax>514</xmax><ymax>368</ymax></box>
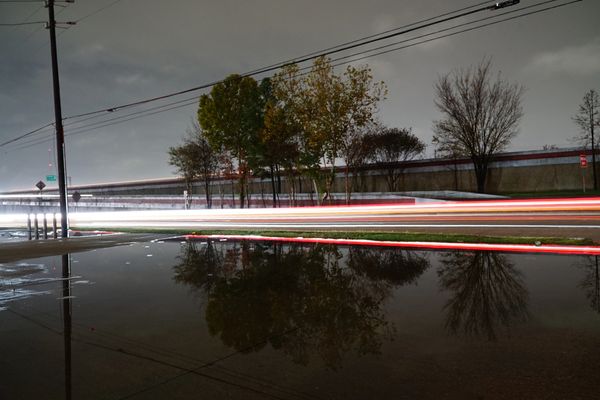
<box><xmin>46</xmin><ymin>175</ymin><xmax>57</xmax><ymax>182</ymax></box>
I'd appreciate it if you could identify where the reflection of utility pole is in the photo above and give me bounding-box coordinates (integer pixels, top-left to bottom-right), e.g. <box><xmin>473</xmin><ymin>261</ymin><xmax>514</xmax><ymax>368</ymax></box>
<box><xmin>61</xmin><ymin>254</ymin><xmax>72</xmax><ymax>400</ymax></box>
<box><xmin>594</xmin><ymin>256</ymin><xmax>600</xmax><ymax>313</ymax></box>
<box><xmin>47</xmin><ymin>0</ymin><xmax>73</xmax><ymax>238</ymax></box>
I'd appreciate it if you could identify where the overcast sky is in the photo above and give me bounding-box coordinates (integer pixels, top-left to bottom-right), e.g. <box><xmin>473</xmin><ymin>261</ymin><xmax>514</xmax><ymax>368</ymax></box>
<box><xmin>0</xmin><ymin>0</ymin><xmax>598</xmax><ymax>191</ymax></box>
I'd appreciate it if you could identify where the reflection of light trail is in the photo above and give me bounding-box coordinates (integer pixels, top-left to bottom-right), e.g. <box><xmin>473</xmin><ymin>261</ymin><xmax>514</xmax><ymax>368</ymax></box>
<box><xmin>185</xmin><ymin>234</ymin><xmax>600</xmax><ymax>256</ymax></box>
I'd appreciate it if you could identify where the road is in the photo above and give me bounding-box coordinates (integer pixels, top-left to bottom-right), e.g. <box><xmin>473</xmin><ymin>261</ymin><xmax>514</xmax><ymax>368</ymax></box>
<box><xmin>2</xmin><ymin>197</ymin><xmax>599</xmax><ymax>240</ymax></box>
<box><xmin>60</xmin><ymin>197</ymin><xmax>600</xmax><ymax>240</ymax></box>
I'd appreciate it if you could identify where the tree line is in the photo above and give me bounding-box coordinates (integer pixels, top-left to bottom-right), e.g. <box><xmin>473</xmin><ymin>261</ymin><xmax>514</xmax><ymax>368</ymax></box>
<box><xmin>170</xmin><ymin>56</ymin><xmax>599</xmax><ymax>207</ymax></box>
<box><xmin>170</xmin><ymin>56</ymin><xmax>426</xmax><ymax>208</ymax></box>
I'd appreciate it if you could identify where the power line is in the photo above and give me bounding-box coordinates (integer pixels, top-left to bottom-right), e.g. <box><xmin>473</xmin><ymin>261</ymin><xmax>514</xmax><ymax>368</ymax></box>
<box><xmin>243</xmin><ymin>0</ymin><xmax>495</xmax><ymax>75</ymax></box>
<box><xmin>61</xmin><ymin>1</ymin><xmax>516</xmax><ymax>122</ymax></box>
<box><xmin>23</xmin><ymin>2</ymin><xmax>70</xmax><ymax>47</ymax></box>
<box><xmin>0</xmin><ymin>122</ymin><xmax>54</xmax><ymax>147</ymax></box>
<box><xmin>328</xmin><ymin>0</ymin><xmax>583</xmax><ymax>71</ymax></box>
<box><xmin>5</xmin><ymin>2</ymin><xmax>503</xmax><ymax>146</ymax></box>
<box><xmin>324</xmin><ymin>0</ymin><xmax>574</xmax><ymax>69</ymax></box>
<box><xmin>16</xmin><ymin>3</ymin><xmax>43</xmax><ymax>25</ymax></box>
<box><xmin>74</xmin><ymin>0</ymin><xmax>125</xmax><ymax>23</ymax></box>
<box><xmin>2</xmin><ymin>0</ymin><xmax>580</xmax><ymax>153</ymax></box>
<box><xmin>54</xmin><ymin>0</ymin><xmax>579</xmax><ymax>136</ymax></box>
<box><xmin>0</xmin><ymin>20</ymin><xmax>45</xmax><ymax>26</ymax></box>
<box><xmin>1</xmin><ymin>0</ymin><xmax>581</xmax><ymax>151</ymax></box>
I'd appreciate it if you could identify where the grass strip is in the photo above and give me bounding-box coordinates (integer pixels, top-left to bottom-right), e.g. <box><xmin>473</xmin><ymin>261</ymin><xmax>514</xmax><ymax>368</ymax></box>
<box><xmin>506</xmin><ymin>190</ymin><xmax>600</xmax><ymax>198</ymax></box>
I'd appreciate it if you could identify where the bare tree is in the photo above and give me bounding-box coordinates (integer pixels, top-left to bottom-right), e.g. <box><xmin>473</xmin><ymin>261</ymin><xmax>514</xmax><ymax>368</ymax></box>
<box><xmin>434</xmin><ymin>142</ymin><xmax>467</xmax><ymax>191</ymax></box>
<box><xmin>168</xmin><ymin>123</ymin><xmax>219</xmax><ymax>209</ymax></box>
<box><xmin>572</xmin><ymin>89</ymin><xmax>600</xmax><ymax>190</ymax></box>
<box><xmin>340</xmin><ymin>122</ymin><xmax>380</xmax><ymax>204</ymax></box>
<box><xmin>168</xmin><ymin>142</ymin><xmax>197</xmax><ymax>208</ymax></box>
<box><xmin>433</xmin><ymin>59</ymin><xmax>524</xmax><ymax>193</ymax></box>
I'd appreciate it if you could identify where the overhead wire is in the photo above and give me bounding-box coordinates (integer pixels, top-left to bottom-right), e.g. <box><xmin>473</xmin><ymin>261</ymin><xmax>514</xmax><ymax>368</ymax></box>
<box><xmin>0</xmin><ymin>20</ymin><xmax>45</xmax><ymax>26</ymax></box>
<box><xmin>60</xmin><ymin>0</ymin><xmax>581</xmax><ymax>136</ymax></box>
<box><xmin>3</xmin><ymin>1</ymin><xmax>500</xmax><ymax>148</ymax></box>
<box><xmin>321</xmin><ymin>0</ymin><xmax>579</xmax><ymax>70</ymax></box>
<box><xmin>61</xmin><ymin>1</ymin><xmax>503</xmax><ymax>122</ymax></box>
<box><xmin>2</xmin><ymin>0</ymin><xmax>580</xmax><ymax>153</ymax></box>
<box><xmin>1</xmin><ymin>0</ymin><xmax>582</xmax><ymax>153</ymax></box>
<box><xmin>2</xmin><ymin>96</ymin><xmax>201</xmax><ymax>152</ymax></box>
<box><xmin>0</xmin><ymin>122</ymin><xmax>54</xmax><ymax>147</ymax></box>
<box><xmin>73</xmin><ymin>0</ymin><xmax>125</xmax><ymax>23</ymax></box>
<box><xmin>234</xmin><ymin>0</ymin><xmax>496</xmax><ymax>76</ymax></box>
<box><xmin>1</xmin><ymin>0</ymin><xmax>524</xmax><ymax>147</ymax></box>
<box><xmin>12</xmin><ymin>3</ymin><xmax>43</xmax><ymax>27</ymax></box>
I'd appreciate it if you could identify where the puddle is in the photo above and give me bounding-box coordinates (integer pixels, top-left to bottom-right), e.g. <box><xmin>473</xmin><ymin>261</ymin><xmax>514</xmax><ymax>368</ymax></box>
<box><xmin>0</xmin><ymin>239</ymin><xmax>598</xmax><ymax>399</ymax></box>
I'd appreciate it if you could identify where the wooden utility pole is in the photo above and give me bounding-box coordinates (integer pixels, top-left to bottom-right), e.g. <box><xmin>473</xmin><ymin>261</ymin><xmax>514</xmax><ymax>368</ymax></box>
<box><xmin>47</xmin><ymin>0</ymin><xmax>69</xmax><ymax>238</ymax></box>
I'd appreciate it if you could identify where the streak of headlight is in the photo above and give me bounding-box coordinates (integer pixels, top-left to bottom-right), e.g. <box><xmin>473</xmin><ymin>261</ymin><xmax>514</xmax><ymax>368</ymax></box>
<box><xmin>2</xmin><ymin>197</ymin><xmax>600</xmax><ymax>229</ymax></box>
<box><xmin>0</xmin><ymin>214</ymin><xmax>29</xmax><ymax>228</ymax></box>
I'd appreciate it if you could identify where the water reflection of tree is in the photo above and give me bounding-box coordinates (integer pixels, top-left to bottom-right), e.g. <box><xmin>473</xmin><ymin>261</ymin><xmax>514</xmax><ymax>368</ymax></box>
<box><xmin>578</xmin><ymin>256</ymin><xmax>600</xmax><ymax>313</ymax></box>
<box><xmin>347</xmin><ymin>246</ymin><xmax>430</xmax><ymax>285</ymax></box>
<box><xmin>173</xmin><ymin>241</ymin><xmax>224</xmax><ymax>295</ymax></box>
<box><xmin>173</xmin><ymin>241</ymin><xmax>430</xmax><ymax>369</ymax></box>
<box><xmin>438</xmin><ymin>251</ymin><xmax>529</xmax><ymax>340</ymax></box>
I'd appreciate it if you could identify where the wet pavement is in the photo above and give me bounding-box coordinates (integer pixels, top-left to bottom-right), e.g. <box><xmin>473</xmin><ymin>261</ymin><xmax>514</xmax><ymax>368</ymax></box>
<box><xmin>1</xmin><ymin>238</ymin><xmax>599</xmax><ymax>399</ymax></box>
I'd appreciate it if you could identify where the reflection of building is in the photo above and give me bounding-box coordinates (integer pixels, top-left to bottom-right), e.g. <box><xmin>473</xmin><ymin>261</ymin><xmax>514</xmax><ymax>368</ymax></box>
<box><xmin>438</xmin><ymin>251</ymin><xmax>530</xmax><ymax>340</ymax></box>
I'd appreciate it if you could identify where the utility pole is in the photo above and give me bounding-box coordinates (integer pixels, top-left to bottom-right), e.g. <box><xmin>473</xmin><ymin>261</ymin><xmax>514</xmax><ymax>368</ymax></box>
<box><xmin>47</xmin><ymin>0</ymin><xmax>69</xmax><ymax>238</ymax></box>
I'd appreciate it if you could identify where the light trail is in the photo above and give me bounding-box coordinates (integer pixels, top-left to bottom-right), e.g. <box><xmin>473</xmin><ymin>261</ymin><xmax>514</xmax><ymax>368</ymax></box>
<box><xmin>0</xmin><ymin>197</ymin><xmax>599</xmax><ymax>228</ymax></box>
<box><xmin>0</xmin><ymin>194</ymin><xmax>93</xmax><ymax>199</ymax></box>
<box><xmin>1</xmin><ymin>197</ymin><xmax>600</xmax><ymax>254</ymax></box>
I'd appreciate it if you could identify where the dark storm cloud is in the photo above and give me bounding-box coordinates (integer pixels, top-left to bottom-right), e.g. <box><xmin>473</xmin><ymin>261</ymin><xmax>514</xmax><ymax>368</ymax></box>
<box><xmin>1</xmin><ymin>0</ymin><xmax>599</xmax><ymax>191</ymax></box>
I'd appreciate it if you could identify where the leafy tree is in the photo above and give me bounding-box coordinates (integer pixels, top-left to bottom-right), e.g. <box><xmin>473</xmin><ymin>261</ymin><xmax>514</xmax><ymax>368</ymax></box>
<box><xmin>256</xmin><ymin>76</ymin><xmax>304</xmax><ymax>207</ymax></box>
<box><xmin>572</xmin><ymin>89</ymin><xmax>600</xmax><ymax>190</ymax></box>
<box><xmin>271</xmin><ymin>57</ymin><xmax>386</xmax><ymax>204</ymax></box>
<box><xmin>259</xmin><ymin>103</ymin><xmax>300</xmax><ymax>206</ymax></box>
<box><xmin>433</xmin><ymin>59</ymin><xmax>524</xmax><ymax>193</ymax></box>
<box><xmin>366</xmin><ymin>127</ymin><xmax>425</xmax><ymax>192</ymax></box>
<box><xmin>198</xmin><ymin>75</ymin><xmax>265</xmax><ymax>208</ymax></box>
<box><xmin>338</xmin><ymin>122</ymin><xmax>379</xmax><ymax>203</ymax></box>
<box><xmin>168</xmin><ymin>123</ymin><xmax>219</xmax><ymax>209</ymax></box>
<box><xmin>270</xmin><ymin>63</ymin><xmax>323</xmax><ymax>203</ymax></box>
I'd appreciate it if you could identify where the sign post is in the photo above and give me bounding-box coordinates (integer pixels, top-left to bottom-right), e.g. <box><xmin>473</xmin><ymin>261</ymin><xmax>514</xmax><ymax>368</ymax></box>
<box><xmin>580</xmin><ymin>154</ymin><xmax>588</xmax><ymax>193</ymax></box>
<box><xmin>36</xmin><ymin>180</ymin><xmax>46</xmax><ymax>207</ymax></box>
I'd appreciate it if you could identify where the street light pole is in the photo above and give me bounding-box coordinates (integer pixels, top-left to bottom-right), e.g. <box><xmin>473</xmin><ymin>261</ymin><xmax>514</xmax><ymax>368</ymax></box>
<box><xmin>47</xmin><ymin>0</ymin><xmax>69</xmax><ymax>238</ymax></box>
